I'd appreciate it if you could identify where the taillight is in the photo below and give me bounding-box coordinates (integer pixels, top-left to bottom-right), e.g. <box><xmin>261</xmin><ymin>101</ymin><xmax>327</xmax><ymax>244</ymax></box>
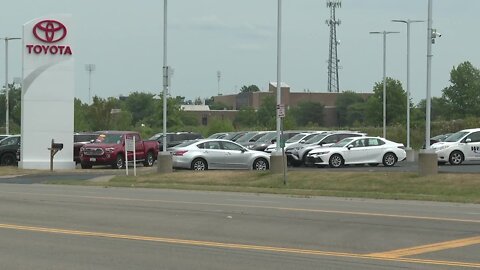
<box><xmin>173</xmin><ymin>150</ymin><xmax>188</xmax><ymax>156</ymax></box>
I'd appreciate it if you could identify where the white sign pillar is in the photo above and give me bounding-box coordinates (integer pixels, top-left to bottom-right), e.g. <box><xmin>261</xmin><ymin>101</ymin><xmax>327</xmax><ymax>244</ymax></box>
<box><xmin>20</xmin><ymin>15</ymin><xmax>75</xmax><ymax>170</ymax></box>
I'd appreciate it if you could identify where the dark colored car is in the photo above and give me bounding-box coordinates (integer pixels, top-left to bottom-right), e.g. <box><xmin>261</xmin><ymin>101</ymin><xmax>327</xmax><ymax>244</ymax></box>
<box><xmin>74</xmin><ymin>133</ymin><xmax>99</xmax><ymax>163</ymax></box>
<box><xmin>149</xmin><ymin>132</ymin><xmax>203</xmax><ymax>151</ymax></box>
<box><xmin>0</xmin><ymin>135</ymin><xmax>21</xmax><ymax>166</ymax></box>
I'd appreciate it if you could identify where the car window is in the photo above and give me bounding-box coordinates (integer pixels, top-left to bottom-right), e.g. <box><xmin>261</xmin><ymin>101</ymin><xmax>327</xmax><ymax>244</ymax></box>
<box><xmin>350</xmin><ymin>139</ymin><xmax>364</xmax><ymax>148</ymax></box>
<box><xmin>322</xmin><ymin>134</ymin><xmax>339</xmax><ymax>144</ymax></box>
<box><xmin>365</xmin><ymin>138</ymin><xmax>385</xmax><ymax>146</ymax></box>
<box><xmin>205</xmin><ymin>141</ymin><xmax>222</xmax><ymax>150</ymax></box>
<box><xmin>444</xmin><ymin>131</ymin><xmax>468</xmax><ymax>142</ymax></box>
<box><xmin>222</xmin><ymin>141</ymin><xmax>244</xmax><ymax>151</ymax></box>
<box><xmin>466</xmin><ymin>131</ymin><xmax>480</xmax><ymax>143</ymax></box>
<box><xmin>0</xmin><ymin>136</ymin><xmax>19</xmax><ymax>146</ymax></box>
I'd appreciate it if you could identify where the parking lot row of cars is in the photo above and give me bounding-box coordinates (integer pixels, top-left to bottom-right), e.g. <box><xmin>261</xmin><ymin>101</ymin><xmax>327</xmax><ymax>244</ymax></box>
<box><xmin>4</xmin><ymin>127</ymin><xmax>479</xmax><ymax>170</ymax></box>
<box><xmin>173</xmin><ymin>127</ymin><xmax>480</xmax><ymax>170</ymax></box>
<box><xmin>168</xmin><ymin>130</ymin><xmax>409</xmax><ymax>170</ymax></box>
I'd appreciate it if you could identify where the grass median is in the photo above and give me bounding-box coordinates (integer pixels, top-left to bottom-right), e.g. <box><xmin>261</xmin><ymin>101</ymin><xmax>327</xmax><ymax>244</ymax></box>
<box><xmin>43</xmin><ymin>170</ymin><xmax>480</xmax><ymax>204</ymax></box>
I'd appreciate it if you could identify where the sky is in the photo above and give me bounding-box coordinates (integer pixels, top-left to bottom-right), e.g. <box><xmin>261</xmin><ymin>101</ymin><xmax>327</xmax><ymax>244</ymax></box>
<box><xmin>0</xmin><ymin>0</ymin><xmax>479</xmax><ymax>104</ymax></box>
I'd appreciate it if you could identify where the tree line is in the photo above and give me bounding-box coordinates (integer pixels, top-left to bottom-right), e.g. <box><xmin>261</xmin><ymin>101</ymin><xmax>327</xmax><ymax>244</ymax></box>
<box><xmin>1</xmin><ymin>61</ymin><xmax>479</xmax><ymax>145</ymax></box>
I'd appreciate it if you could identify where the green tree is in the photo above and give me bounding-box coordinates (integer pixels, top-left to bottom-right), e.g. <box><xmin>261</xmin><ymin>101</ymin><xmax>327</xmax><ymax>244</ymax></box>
<box><xmin>415</xmin><ymin>97</ymin><xmax>453</xmax><ymax>122</ymax></box>
<box><xmin>290</xmin><ymin>101</ymin><xmax>324</xmax><ymax>126</ymax></box>
<box><xmin>441</xmin><ymin>61</ymin><xmax>480</xmax><ymax>118</ymax></box>
<box><xmin>256</xmin><ymin>96</ymin><xmax>276</xmax><ymax>129</ymax></box>
<box><xmin>239</xmin><ymin>85</ymin><xmax>261</xmax><ymax>93</ymax></box>
<box><xmin>123</xmin><ymin>92</ymin><xmax>157</xmax><ymax>126</ymax></box>
<box><xmin>365</xmin><ymin>78</ymin><xmax>407</xmax><ymax>126</ymax></box>
<box><xmin>74</xmin><ymin>98</ymin><xmax>91</xmax><ymax>131</ymax></box>
<box><xmin>335</xmin><ymin>91</ymin><xmax>366</xmax><ymax>126</ymax></box>
<box><xmin>234</xmin><ymin>107</ymin><xmax>257</xmax><ymax>128</ymax></box>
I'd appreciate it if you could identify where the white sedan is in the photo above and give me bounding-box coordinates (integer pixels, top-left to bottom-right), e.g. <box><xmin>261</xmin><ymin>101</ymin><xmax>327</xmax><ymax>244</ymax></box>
<box><xmin>306</xmin><ymin>137</ymin><xmax>406</xmax><ymax>168</ymax></box>
<box><xmin>171</xmin><ymin>139</ymin><xmax>270</xmax><ymax>170</ymax></box>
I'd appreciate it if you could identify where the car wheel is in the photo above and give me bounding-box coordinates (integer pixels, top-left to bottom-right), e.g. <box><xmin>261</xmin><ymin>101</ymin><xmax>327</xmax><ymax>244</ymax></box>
<box><xmin>449</xmin><ymin>151</ymin><xmax>464</xmax><ymax>165</ymax></box>
<box><xmin>113</xmin><ymin>155</ymin><xmax>125</xmax><ymax>169</ymax></box>
<box><xmin>191</xmin><ymin>158</ymin><xmax>207</xmax><ymax>170</ymax></box>
<box><xmin>368</xmin><ymin>163</ymin><xmax>379</xmax><ymax>167</ymax></box>
<box><xmin>329</xmin><ymin>154</ymin><xmax>344</xmax><ymax>168</ymax></box>
<box><xmin>81</xmin><ymin>162</ymin><xmax>92</xmax><ymax>169</ymax></box>
<box><xmin>0</xmin><ymin>153</ymin><xmax>16</xmax><ymax>166</ymax></box>
<box><xmin>253</xmin><ymin>158</ymin><xmax>269</xmax><ymax>170</ymax></box>
<box><xmin>143</xmin><ymin>151</ymin><xmax>155</xmax><ymax>167</ymax></box>
<box><xmin>382</xmin><ymin>152</ymin><xmax>397</xmax><ymax>167</ymax></box>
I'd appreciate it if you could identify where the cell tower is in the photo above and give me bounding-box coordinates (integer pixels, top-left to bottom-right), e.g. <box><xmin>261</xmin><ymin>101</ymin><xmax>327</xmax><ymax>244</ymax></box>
<box><xmin>326</xmin><ymin>0</ymin><xmax>341</xmax><ymax>92</ymax></box>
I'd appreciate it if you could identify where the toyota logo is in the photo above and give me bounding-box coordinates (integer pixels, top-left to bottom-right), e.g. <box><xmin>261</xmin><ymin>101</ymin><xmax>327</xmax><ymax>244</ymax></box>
<box><xmin>33</xmin><ymin>20</ymin><xmax>67</xmax><ymax>43</ymax></box>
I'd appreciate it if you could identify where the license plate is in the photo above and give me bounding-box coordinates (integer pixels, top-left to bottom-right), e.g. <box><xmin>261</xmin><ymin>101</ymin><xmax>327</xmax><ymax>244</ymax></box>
<box><xmin>89</xmin><ymin>158</ymin><xmax>96</xmax><ymax>162</ymax></box>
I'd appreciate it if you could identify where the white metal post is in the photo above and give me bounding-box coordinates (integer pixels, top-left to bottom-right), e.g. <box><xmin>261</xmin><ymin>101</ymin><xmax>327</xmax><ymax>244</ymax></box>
<box><xmin>392</xmin><ymin>19</ymin><xmax>423</xmax><ymax>150</ymax></box>
<box><xmin>163</xmin><ymin>0</ymin><xmax>168</xmax><ymax>153</ymax></box>
<box><xmin>276</xmin><ymin>0</ymin><xmax>282</xmax><ymax>152</ymax></box>
<box><xmin>369</xmin><ymin>31</ymin><xmax>399</xmax><ymax>139</ymax></box>
<box><xmin>382</xmin><ymin>31</ymin><xmax>387</xmax><ymax>139</ymax></box>
<box><xmin>426</xmin><ymin>0</ymin><xmax>433</xmax><ymax>150</ymax></box>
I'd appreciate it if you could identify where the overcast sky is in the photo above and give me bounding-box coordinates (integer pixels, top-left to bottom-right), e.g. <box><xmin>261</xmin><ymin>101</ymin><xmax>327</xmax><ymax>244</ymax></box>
<box><xmin>1</xmin><ymin>0</ymin><xmax>479</xmax><ymax>104</ymax></box>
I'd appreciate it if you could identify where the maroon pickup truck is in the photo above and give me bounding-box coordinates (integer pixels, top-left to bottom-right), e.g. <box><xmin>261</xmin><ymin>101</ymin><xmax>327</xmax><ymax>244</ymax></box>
<box><xmin>79</xmin><ymin>131</ymin><xmax>159</xmax><ymax>169</ymax></box>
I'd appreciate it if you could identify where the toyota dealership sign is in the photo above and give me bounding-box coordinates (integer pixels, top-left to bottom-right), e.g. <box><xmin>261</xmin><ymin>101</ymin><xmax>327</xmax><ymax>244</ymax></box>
<box><xmin>26</xmin><ymin>19</ymin><xmax>73</xmax><ymax>55</ymax></box>
<box><xmin>20</xmin><ymin>15</ymin><xmax>75</xmax><ymax>170</ymax></box>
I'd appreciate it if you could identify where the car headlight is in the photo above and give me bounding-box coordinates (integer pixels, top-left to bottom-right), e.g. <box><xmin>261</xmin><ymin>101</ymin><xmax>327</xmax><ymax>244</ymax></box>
<box><xmin>316</xmin><ymin>151</ymin><xmax>330</xmax><ymax>155</ymax></box>
<box><xmin>434</xmin><ymin>145</ymin><xmax>450</xmax><ymax>151</ymax></box>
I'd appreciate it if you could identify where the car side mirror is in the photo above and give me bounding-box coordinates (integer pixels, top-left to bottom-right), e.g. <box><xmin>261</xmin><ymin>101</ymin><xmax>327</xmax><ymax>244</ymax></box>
<box><xmin>347</xmin><ymin>145</ymin><xmax>353</xmax><ymax>150</ymax></box>
<box><xmin>466</xmin><ymin>138</ymin><xmax>472</xmax><ymax>143</ymax></box>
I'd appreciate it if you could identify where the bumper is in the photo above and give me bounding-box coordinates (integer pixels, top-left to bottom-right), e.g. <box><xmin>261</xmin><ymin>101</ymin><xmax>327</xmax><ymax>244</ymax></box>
<box><xmin>80</xmin><ymin>154</ymin><xmax>116</xmax><ymax>166</ymax></box>
<box><xmin>305</xmin><ymin>156</ymin><xmax>325</xmax><ymax>166</ymax></box>
<box><xmin>172</xmin><ymin>157</ymin><xmax>192</xmax><ymax>169</ymax></box>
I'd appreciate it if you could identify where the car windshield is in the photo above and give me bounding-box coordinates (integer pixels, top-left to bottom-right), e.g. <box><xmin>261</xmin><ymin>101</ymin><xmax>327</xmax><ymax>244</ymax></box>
<box><xmin>149</xmin><ymin>134</ymin><xmax>163</xmax><ymax>141</ymax></box>
<box><xmin>331</xmin><ymin>138</ymin><xmax>354</xmax><ymax>148</ymax></box>
<box><xmin>444</xmin><ymin>131</ymin><xmax>468</xmax><ymax>142</ymax></box>
<box><xmin>95</xmin><ymin>134</ymin><xmax>123</xmax><ymax>144</ymax></box>
<box><xmin>175</xmin><ymin>140</ymin><xmax>198</xmax><ymax>148</ymax></box>
<box><xmin>257</xmin><ymin>132</ymin><xmax>277</xmax><ymax>143</ymax></box>
<box><xmin>286</xmin><ymin>133</ymin><xmax>308</xmax><ymax>143</ymax></box>
<box><xmin>235</xmin><ymin>132</ymin><xmax>258</xmax><ymax>143</ymax></box>
<box><xmin>305</xmin><ymin>134</ymin><xmax>327</xmax><ymax>144</ymax></box>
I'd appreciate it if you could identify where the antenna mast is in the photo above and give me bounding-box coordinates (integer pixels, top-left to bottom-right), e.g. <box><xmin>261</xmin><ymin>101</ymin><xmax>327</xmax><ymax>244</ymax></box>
<box><xmin>326</xmin><ymin>0</ymin><xmax>341</xmax><ymax>92</ymax></box>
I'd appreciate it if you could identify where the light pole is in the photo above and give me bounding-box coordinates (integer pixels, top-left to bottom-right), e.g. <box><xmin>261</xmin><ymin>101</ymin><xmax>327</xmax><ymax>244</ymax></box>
<box><xmin>217</xmin><ymin>71</ymin><xmax>221</xmax><ymax>95</ymax></box>
<box><xmin>392</xmin><ymin>19</ymin><xmax>423</xmax><ymax>152</ymax></box>
<box><xmin>369</xmin><ymin>31</ymin><xmax>399</xmax><ymax>139</ymax></box>
<box><xmin>85</xmin><ymin>64</ymin><xmax>96</xmax><ymax>104</ymax></box>
<box><xmin>157</xmin><ymin>0</ymin><xmax>173</xmax><ymax>173</ymax></box>
<box><xmin>276</xmin><ymin>0</ymin><xmax>282</xmax><ymax>152</ymax></box>
<box><xmin>2</xmin><ymin>37</ymin><xmax>21</xmax><ymax>135</ymax></box>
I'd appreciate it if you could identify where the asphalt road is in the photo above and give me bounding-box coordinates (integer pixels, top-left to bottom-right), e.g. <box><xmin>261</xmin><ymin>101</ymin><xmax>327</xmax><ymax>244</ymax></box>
<box><xmin>0</xmin><ymin>184</ymin><xmax>478</xmax><ymax>269</ymax></box>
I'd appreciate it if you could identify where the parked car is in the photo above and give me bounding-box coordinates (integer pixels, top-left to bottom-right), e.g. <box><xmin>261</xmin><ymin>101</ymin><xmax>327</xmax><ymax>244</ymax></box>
<box><xmin>431</xmin><ymin>128</ymin><xmax>480</xmax><ymax>165</ymax></box>
<box><xmin>74</xmin><ymin>133</ymin><xmax>99</xmax><ymax>164</ymax></box>
<box><xmin>287</xmin><ymin>131</ymin><xmax>365</xmax><ymax>167</ymax></box>
<box><xmin>244</xmin><ymin>131</ymin><xmax>278</xmax><ymax>151</ymax></box>
<box><xmin>80</xmin><ymin>131</ymin><xmax>159</xmax><ymax>169</ymax></box>
<box><xmin>223</xmin><ymin>131</ymin><xmax>248</xmax><ymax>142</ymax></box>
<box><xmin>149</xmin><ymin>132</ymin><xmax>203</xmax><ymax>151</ymax></box>
<box><xmin>306</xmin><ymin>136</ymin><xmax>406</xmax><ymax>168</ymax></box>
<box><xmin>206</xmin><ymin>132</ymin><xmax>229</xmax><ymax>139</ymax></box>
<box><xmin>264</xmin><ymin>132</ymin><xmax>314</xmax><ymax>153</ymax></box>
<box><xmin>0</xmin><ymin>135</ymin><xmax>21</xmax><ymax>166</ymax></box>
<box><xmin>235</xmin><ymin>131</ymin><xmax>265</xmax><ymax>146</ymax></box>
<box><xmin>171</xmin><ymin>139</ymin><xmax>270</xmax><ymax>170</ymax></box>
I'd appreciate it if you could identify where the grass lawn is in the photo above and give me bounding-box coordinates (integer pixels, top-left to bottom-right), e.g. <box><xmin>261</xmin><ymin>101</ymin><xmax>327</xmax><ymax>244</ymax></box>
<box><xmin>43</xmin><ymin>170</ymin><xmax>480</xmax><ymax>204</ymax></box>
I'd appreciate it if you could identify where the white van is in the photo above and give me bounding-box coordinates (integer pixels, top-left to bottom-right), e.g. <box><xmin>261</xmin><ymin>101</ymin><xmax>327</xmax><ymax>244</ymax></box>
<box><xmin>431</xmin><ymin>128</ymin><xmax>480</xmax><ymax>165</ymax></box>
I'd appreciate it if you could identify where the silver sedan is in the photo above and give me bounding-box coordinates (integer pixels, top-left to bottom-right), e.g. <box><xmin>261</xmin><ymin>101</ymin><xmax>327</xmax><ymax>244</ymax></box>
<box><xmin>171</xmin><ymin>139</ymin><xmax>270</xmax><ymax>170</ymax></box>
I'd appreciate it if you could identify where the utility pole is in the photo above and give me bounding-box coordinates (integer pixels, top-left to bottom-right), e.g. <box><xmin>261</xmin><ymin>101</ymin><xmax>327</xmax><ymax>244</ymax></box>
<box><xmin>85</xmin><ymin>64</ymin><xmax>96</xmax><ymax>104</ymax></box>
<box><xmin>2</xmin><ymin>37</ymin><xmax>21</xmax><ymax>135</ymax></box>
<box><xmin>326</xmin><ymin>0</ymin><xmax>341</xmax><ymax>93</ymax></box>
